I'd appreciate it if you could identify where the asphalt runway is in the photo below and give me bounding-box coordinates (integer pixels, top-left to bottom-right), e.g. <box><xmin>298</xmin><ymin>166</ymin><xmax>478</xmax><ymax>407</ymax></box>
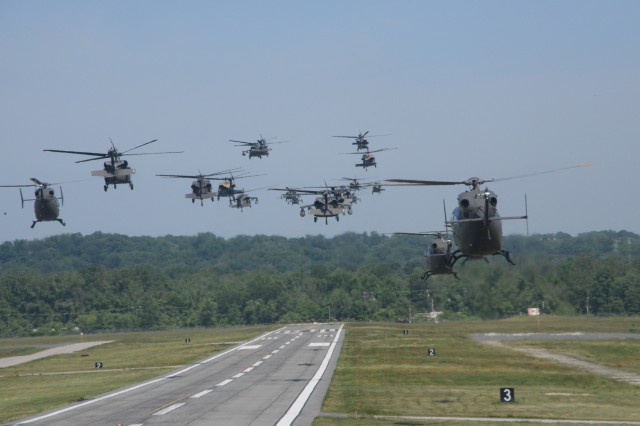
<box><xmin>13</xmin><ymin>324</ymin><xmax>344</xmax><ymax>426</ymax></box>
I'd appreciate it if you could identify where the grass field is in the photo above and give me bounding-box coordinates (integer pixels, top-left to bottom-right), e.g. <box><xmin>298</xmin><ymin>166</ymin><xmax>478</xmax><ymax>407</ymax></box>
<box><xmin>0</xmin><ymin>325</ymin><xmax>275</xmax><ymax>424</ymax></box>
<box><xmin>318</xmin><ymin>316</ymin><xmax>640</xmax><ymax>425</ymax></box>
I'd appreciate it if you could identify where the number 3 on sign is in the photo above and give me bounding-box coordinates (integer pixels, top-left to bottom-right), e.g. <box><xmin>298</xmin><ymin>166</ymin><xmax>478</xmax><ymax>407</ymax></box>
<box><xmin>500</xmin><ymin>387</ymin><xmax>515</xmax><ymax>403</ymax></box>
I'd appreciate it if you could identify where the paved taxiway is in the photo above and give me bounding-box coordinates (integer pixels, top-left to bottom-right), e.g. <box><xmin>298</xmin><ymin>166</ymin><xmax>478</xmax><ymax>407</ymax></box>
<box><xmin>14</xmin><ymin>324</ymin><xmax>343</xmax><ymax>426</ymax></box>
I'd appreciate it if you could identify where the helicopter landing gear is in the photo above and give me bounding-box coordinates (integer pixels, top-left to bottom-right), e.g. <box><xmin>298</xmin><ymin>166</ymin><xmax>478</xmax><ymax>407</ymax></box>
<box><xmin>104</xmin><ymin>185</ymin><xmax>108</xmax><ymax>192</ymax></box>
<box><xmin>336</xmin><ymin>215</ymin><xmax>339</xmax><ymax>222</ymax></box>
<box><xmin>30</xmin><ymin>220</ymin><xmax>37</xmax><ymax>229</ymax></box>
<box><xmin>495</xmin><ymin>249</ymin><xmax>515</xmax><ymax>265</ymax></box>
<box><xmin>57</xmin><ymin>218</ymin><xmax>66</xmax><ymax>226</ymax></box>
<box><xmin>314</xmin><ymin>217</ymin><xmax>318</xmax><ymax>223</ymax></box>
<box><xmin>129</xmin><ymin>182</ymin><xmax>134</xmax><ymax>190</ymax></box>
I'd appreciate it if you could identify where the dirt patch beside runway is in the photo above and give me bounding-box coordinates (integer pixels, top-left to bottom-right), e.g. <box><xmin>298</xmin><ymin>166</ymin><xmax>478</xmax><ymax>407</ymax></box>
<box><xmin>0</xmin><ymin>341</ymin><xmax>113</xmax><ymax>368</ymax></box>
<box><xmin>471</xmin><ymin>333</ymin><xmax>640</xmax><ymax>387</ymax></box>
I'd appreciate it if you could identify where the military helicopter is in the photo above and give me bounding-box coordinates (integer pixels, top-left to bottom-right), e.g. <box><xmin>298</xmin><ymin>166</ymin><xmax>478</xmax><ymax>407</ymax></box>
<box><xmin>44</xmin><ymin>139</ymin><xmax>182</xmax><ymax>191</ymax></box>
<box><xmin>344</xmin><ymin>148</ymin><xmax>396</xmax><ymax>170</ymax></box>
<box><xmin>332</xmin><ymin>131</ymin><xmax>391</xmax><ymax>151</ymax></box>
<box><xmin>0</xmin><ymin>178</ymin><xmax>65</xmax><ymax>228</ymax></box>
<box><xmin>365</xmin><ymin>181</ymin><xmax>385</xmax><ymax>194</ymax></box>
<box><xmin>387</xmin><ymin>164</ymin><xmax>591</xmax><ymax>269</ymax></box>
<box><xmin>229</xmin><ymin>136</ymin><xmax>285</xmax><ymax>159</ymax></box>
<box><xmin>393</xmin><ymin>230</ymin><xmax>458</xmax><ymax>280</ymax></box>
<box><xmin>156</xmin><ymin>168</ymin><xmax>242</xmax><ymax>206</ymax></box>
<box><xmin>210</xmin><ymin>172</ymin><xmax>264</xmax><ymax>200</ymax></box>
<box><xmin>270</xmin><ymin>187</ymin><xmax>348</xmax><ymax>224</ymax></box>
<box><xmin>339</xmin><ymin>177</ymin><xmax>365</xmax><ymax>192</ymax></box>
<box><xmin>278</xmin><ymin>187</ymin><xmax>303</xmax><ymax>205</ymax></box>
<box><xmin>229</xmin><ymin>192</ymin><xmax>258</xmax><ymax>211</ymax></box>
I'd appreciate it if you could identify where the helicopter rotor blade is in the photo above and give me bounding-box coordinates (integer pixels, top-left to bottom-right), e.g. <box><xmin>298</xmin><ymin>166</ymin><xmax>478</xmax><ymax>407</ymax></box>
<box><xmin>121</xmin><ymin>139</ymin><xmax>158</xmax><ymax>154</ymax></box>
<box><xmin>491</xmin><ymin>163</ymin><xmax>593</xmax><ymax>183</ymax></box>
<box><xmin>43</xmin><ymin>149</ymin><xmax>108</xmax><ymax>157</ymax></box>
<box><xmin>75</xmin><ymin>156</ymin><xmax>110</xmax><ymax>163</ymax></box>
<box><xmin>122</xmin><ymin>151</ymin><xmax>183</xmax><ymax>157</ymax></box>
<box><xmin>385</xmin><ymin>179</ymin><xmax>466</xmax><ymax>186</ymax></box>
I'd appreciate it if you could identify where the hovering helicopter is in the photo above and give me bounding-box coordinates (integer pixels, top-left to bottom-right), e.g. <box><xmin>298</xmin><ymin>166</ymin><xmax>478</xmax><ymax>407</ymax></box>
<box><xmin>365</xmin><ymin>181</ymin><xmax>385</xmax><ymax>194</ymax></box>
<box><xmin>0</xmin><ymin>178</ymin><xmax>65</xmax><ymax>228</ymax></box>
<box><xmin>44</xmin><ymin>139</ymin><xmax>182</xmax><ymax>191</ymax></box>
<box><xmin>278</xmin><ymin>187</ymin><xmax>303</xmax><ymax>205</ymax></box>
<box><xmin>229</xmin><ymin>192</ymin><xmax>258</xmax><ymax>211</ymax></box>
<box><xmin>332</xmin><ymin>131</ymin><xmax>391</xmax><ymax>151</ymax></box>
<box><xmin>229</xmin><ymin>136</ymin><xmax>285</xmax><ymax>159</ymax></box>
<box><xmin>339</xmin><ymin>177</ymin><xmax>365</xmax><ymax>192</ymax></box>
<box><xmin>270</xmin><ymin>187</ymin><xmax>348</xmax><ymax>224</ymax></box>
<box><xmin>387</xmin><ymin>164</ymin><xmax>591</xmax><ymax>269</ymax></box>
<box><xmin>393</xmin><ymin>230</ymin><xmax>458</xmax><ymax>280</ymax></box>
<box><xmin>344</xmin><ymin>148</ymin><xmax>396</xmax><ymax>171</ymax></box>
<box><xmin>210</xmin><ymin>172</ymin><xmax>264</xmax><ymax>200</ymax></box>
<box><xmin>156</xmin><ymin>168</ymin><xmax>242</xmax><ymax>206</ymax></box>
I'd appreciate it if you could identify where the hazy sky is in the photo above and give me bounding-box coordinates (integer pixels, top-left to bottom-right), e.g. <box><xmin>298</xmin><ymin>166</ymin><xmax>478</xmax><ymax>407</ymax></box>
<box><xmin>1</xmin><ymin>1</ymin><xmax>638</xmax><ymax>243</ymax></box>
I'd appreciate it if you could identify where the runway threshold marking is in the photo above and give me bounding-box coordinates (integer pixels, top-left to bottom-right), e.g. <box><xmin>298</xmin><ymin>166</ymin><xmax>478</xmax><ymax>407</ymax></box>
<box><xmin>17</xmin><ymin>328</ymin><xmax>284</xmax><ymax>424</ymax></box>
<box><xmin>276</xmin><ymin>324</ymin><xmax>344</xmax><ymax>426</ymax></box>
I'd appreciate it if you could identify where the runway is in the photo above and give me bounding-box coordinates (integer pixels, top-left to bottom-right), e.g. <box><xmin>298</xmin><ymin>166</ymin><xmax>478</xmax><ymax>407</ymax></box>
<box><xmin>14</xmin><ymin>324</ymin><xmax>344</xmax><ymax>426</ymax></box>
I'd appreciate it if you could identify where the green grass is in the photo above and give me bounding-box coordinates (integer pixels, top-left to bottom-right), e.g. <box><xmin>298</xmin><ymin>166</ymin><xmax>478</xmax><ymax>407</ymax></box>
<box><xmin>0</xmin><ymin>325</ymin><xmax>275</xmax><ymax>424</ymax></box>
<box><xmin>319</xmin><ymin>317</ymin><xmax>640</xmax><ymax>424</ymax></box>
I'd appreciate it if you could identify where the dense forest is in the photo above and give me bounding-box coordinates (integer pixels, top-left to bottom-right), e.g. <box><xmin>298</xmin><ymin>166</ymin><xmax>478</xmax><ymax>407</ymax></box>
<box><xmin>1</xmin><ymin>230</ymin><xmax>640</xmax><ymax>336</ymax></box>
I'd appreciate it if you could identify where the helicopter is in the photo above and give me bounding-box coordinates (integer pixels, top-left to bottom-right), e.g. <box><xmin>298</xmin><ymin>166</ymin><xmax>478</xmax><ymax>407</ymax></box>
<box><xmin>365</xmin><ymin>181</ymin><xmax>385</xmax><ymax>194</ymax></box>
<box><xmin>278</xmin><ymin>187</ymin><xmax>303</xmax><ymax>205</ymax></box>
<box><xmin>393</xmin><ymin>230</ymin><xmax>458</xmax><ymax>280</ymax></box>
<box><xmin>344</xmin><ymin>148</ymin><xmax>396</xmax><ymax>171</ymax></box>
<box><xmin>0</xmin><ymin>178</ymin><xmax>65</xmax><ymax>228</ymax></box>
<box><xmin>229</xmin><ymin>192</ymin><xmax>258</xmax><ymax>211</ymax></box>
<box><xmin>332</xmin><ymin>131</ymin><xmax>391</xmax><ymax>151</ymax></box>
<box><xmin>339</xmin><ymin>177</ymin><xmax>365</xmax><ymax>192</ymax></box>
<box><xmin>44</xmin><ymin>139</ymin><xmax>182</xmax><ymax>191</ymax></box>
<box><xmin>156</xmin><ymin>168</ymin><xmax>242</xmax><ymax>206</ymax></box>
<box><xmin>209</xmin><ymin>172</ymin><xmax>264</xmax><ymax>200</ymax></box>
<box><xmin>387</xmin><ymin>164</ymin><xmax>591</xmax><ymax>269</ymax></box>
<box><xmin>270</xmin><ymin>187</ymin><xmax>348</xmax><ymax>224</ymax></box>
<box><xmin>229</xmin><ymin>136</ymin><xmax>285</xmax><ymax>159</ymax></box>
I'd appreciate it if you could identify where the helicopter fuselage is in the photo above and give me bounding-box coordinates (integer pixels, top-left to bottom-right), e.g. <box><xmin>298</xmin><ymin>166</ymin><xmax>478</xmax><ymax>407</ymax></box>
<box><xmin>245</xmin><ymin>146</ymin><xmax>270</xmax><ymax>159</ymax></box>
<box><xmin>450</xmin><ymin>188</ymin><xmax>502</xmax><ymax>258</ymax></box>
<box><xmin>356</xmin><ymin>155</ymin><xmax>376</xmax><ymax>170</ymax></box>
<box><xmin>92</xmin><ymin>160</ymin><xmax>135</xmax><ymax>190</ymax></box>
<box><xmin>33</xmin><ymin>188</ymin><xmax>61</xmax><ymax>222</ymax></box>
<box><xmin>425</xmin><ymin>237</ymin><xmax>456</xmax><ymax>277</ymax></box>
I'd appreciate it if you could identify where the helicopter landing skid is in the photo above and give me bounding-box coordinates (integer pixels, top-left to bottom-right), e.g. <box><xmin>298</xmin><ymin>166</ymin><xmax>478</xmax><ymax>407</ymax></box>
<box><xmin>421</xmin><ymin>269</ymin><xmax>459</xmax><ymax>280</ymax></box>
<box><xmin>494</xmin><ymin>249</ymin><xmax>515</xmax><ymax>265</ymax></box>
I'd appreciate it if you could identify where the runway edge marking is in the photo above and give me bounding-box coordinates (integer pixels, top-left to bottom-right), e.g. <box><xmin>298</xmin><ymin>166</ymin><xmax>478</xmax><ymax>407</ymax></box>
<box><xmin>276</xmin><ymin>324</ymin><xmax>344</xmax><ymax>426</ymax></box>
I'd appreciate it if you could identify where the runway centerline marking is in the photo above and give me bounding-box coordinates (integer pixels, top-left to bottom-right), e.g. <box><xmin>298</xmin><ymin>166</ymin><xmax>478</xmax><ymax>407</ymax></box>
<box><xmin>190</xmin><ymin>389</ymin><xmax>213</xmax><ymax>398</ymax></box>
<box><xmin>216</xmin><ymin>379</ymin><xmax>233</xmax><ymax>387</ymax></box>
<box><xmin>153</xmin><ymin>402</ymin><xmax>185</xmax><ymax>416</ymax></box>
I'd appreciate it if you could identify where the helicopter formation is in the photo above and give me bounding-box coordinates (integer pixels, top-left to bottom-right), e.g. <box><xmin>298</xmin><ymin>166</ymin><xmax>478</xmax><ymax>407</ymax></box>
<box><xmin>3</xmin><ymin>131</ymin><xmax>589</xmax><ymax>281</ymax></box>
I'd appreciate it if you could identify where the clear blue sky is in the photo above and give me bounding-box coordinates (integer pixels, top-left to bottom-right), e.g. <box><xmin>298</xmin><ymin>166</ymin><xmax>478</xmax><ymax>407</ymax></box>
<box><xmin>1</xmin><ymin>1</ymin><xmax>638</xmax><ymax>242</ymax></box>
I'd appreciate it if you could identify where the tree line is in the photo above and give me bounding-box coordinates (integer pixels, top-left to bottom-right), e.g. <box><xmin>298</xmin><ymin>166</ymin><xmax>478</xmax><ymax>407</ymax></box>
<box><xmin>1</xmin><ymin>230</ymin><xmax>639</xmax><ymax>336</ymax></box>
